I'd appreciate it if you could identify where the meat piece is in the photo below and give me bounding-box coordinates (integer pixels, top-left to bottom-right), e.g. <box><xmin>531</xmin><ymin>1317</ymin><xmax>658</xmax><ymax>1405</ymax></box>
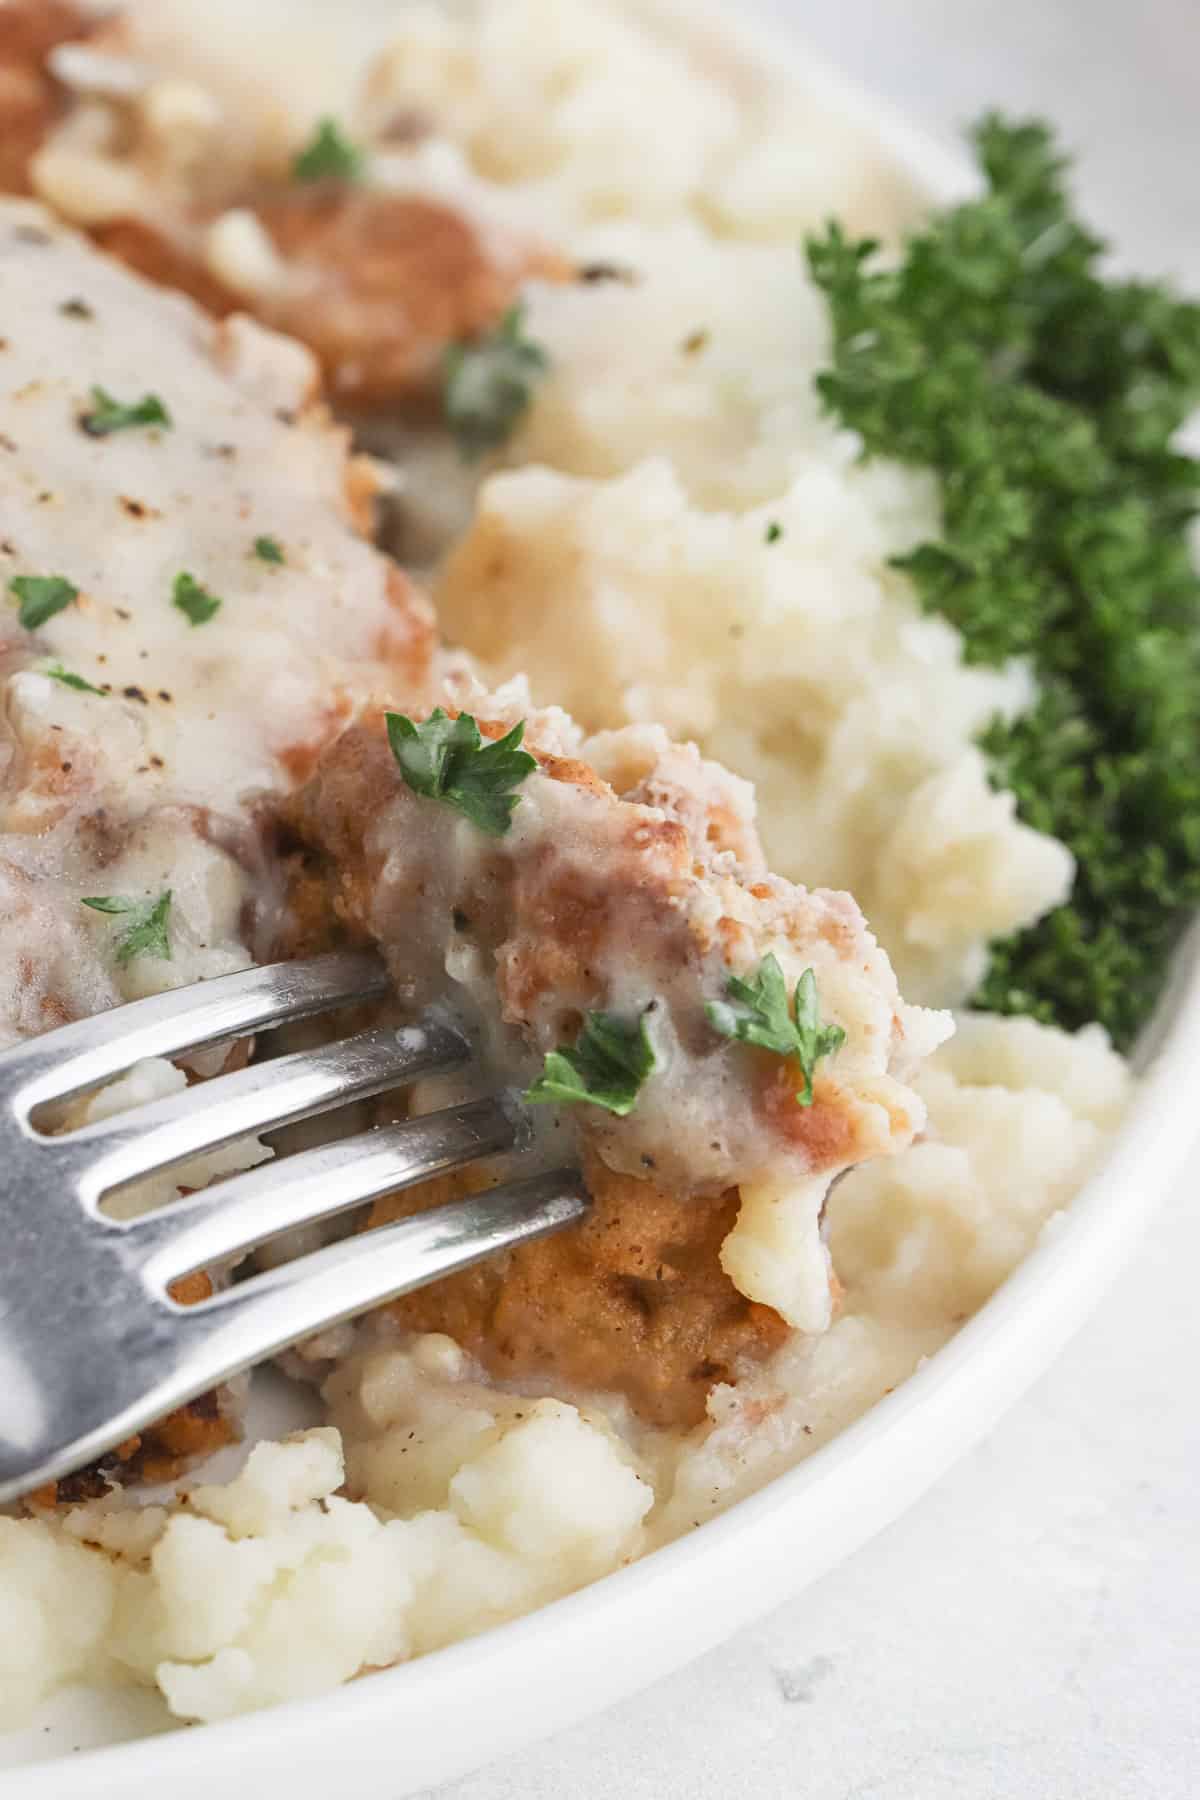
<box><xmin>94</xmin><ymin>190</ymin><xmax>567</xmax><ymax>407</ymax></box>
<box><xmin>0</xmin><ymin>201</ymin><xmax>440</xmax><ymax>1497</ymax></box>
<box><xmin>286</xmin><ymin>693</ymin><xmax>951</xmax><ymax>1418</ymax></box>
<box><xmin>289</xmin><ymin>698</ymin><xmax>945</xmax><ymax>1197</ymax></box>
<box><xmin>244</xmin><ymin>188</ymin><xmax>566</xmax><ymax>406</ymax></box>
<box><xmin>0</xmin><ymin>1</ymin><xmax>95</xmax><ymax>195</ymax></box>
<box><xmin>11</xmin><ymin>12</ymin><xmax>568</xmax><ymax>407</ymax></box>
<box><xmin>371</xmin><ymin>1149</ymin><xmax>789</xmax><ymax>1430</ymax></box>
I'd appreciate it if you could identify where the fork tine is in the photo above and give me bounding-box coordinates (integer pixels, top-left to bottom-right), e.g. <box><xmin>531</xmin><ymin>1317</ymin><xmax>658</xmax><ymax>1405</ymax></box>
<box><xmin>176</xmin><ymin>1167</ymin><xmax>590</xmax><ymax>1370</ymax></box>
<box><xmin>0</xmin><ymin>1164</ymin><xmax>590</xmax><ymax>1501</ymax></box>
<box><xmin>66</xmin><ymin>1021</ymin><xmax>469</xmax><ymax>1201</ymax></box>
<box><xmin>131</xmin><ymin>1096</ymin><xmax>521</xmax><ymax>1282</ymax></box>
<box><xmin>2</xmin><ymin>952</ymin><xmax>390</xmax><ymax>1113</ymax></box>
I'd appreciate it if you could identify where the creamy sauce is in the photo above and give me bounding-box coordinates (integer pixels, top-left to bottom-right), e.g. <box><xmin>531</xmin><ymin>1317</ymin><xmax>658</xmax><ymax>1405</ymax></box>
<box><xmin>0</xmin><ymin>199</ymin><xmax>435</xmax><ymax>1029</ymax></box>
<box><xmin>289</xmin><ymin>693</ymin><xmax>951</xmax><ymax>1333</ymax></box>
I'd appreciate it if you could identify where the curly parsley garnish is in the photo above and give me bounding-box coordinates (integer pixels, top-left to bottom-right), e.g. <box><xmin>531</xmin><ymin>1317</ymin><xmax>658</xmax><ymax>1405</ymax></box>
<box><xmin>44</xmin><ymin>662</ymin><xmax>105</xmax><ymax>696</ymax></box>
<box><xmin>10</xmin><ymin>574</ymin><xmax>78</xmax><ymax>631</ymax></box>
<box><xmin>81</xmin><ymin>386</ymin><xmax>171</xmax><ymax>436</ymax></box>
<box><xmin>292</xmin><ymin>118</ymin><xmax>363</xmax><ymax>183</ymax></box>
<box><xmin>385</xmin><ymin>708</ymin><xmax>536</xmax><ymax>837</ymax></box>
<box><xmin>442</xmin><ymin>304</ymin><xmax>548</xmax><ymax>459</ymax></box>
<box><xmin>807</xmin><ymin>115</ymin><xmax>1200</xmax><ymax>1049</ymax></box>
<box><xmin>253</xmin><ymin>535</ymin><xmax>285</xmax><ymax>565</ymax></box>
<box><xmin>172</xmin><ymin>571</ymin><xmax>222</xmax><ymax>627</ymax></box>
<box><xmin>526</xmin><ymin>1007</ymin><xmax>658</xmax><ymax>1116</ymax></box>
<box><xmin>81</xmin><ymin>890</ymin><xmax>173</xmax><ymax>966</ymax></box>
<box><xmin>707</xmin><ymin>955</ymin><xmax>844</xmax><ymax>1107</ymax></box>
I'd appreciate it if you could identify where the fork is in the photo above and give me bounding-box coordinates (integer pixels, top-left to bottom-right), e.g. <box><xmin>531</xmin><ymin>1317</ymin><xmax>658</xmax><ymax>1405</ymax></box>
<box><xmin>0</xmin><ymin>951</ymin><xmax>588</xmax><ymax>1504</ymax></box>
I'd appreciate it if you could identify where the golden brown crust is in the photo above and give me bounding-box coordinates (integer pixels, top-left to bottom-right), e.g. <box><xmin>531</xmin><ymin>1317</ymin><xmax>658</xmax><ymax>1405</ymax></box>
<box><xmin>370</xmin><ymin>1149</ymin><xmax>789</xmax><ymax>1429</ymax></box>
<box><xmin>0</xmin><ymin>1</ymin><xmax>95</xmax><ymax>196</ymax></box>
<box><xmin>97</xmin><ymin>190</ymin><xmax>567</xmax><ymax>409</ymax></box>
<box><xmin>280</xmin><ymin>719</ymin><xmax>790</xmax><ymax>1427</ymax></box>
<box><xmin>2</xmin><ymin>7</ymin><xmax>568</xmax><ymax>407</ymax></box>
<box><xmin>249</xmin><ymin>188</ymin><xmax>568</xmax><ymax>407</ymax></box>
<box><xmin>92</xmin><ymin>213</ymin><xmax>241</xmax><ymax>313</ymax></box>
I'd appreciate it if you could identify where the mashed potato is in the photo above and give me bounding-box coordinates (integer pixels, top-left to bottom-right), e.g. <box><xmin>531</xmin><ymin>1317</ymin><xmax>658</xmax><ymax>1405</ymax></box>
<box><xmin>2</xmin><ymin>0</ymin><xmax>1132</xmax><ymax>1735</ymax></box>
<box><xmin>438</xmin><ymin>451</ymin><xmax>1072</xmax><ymax>1005</ymax></box>
<box><xmin>3</xmin><ymin>1384</ymin><xmax>652</xmax><ymax>1726</ymax></box>
<box><xmin>4</xmin><ymin>1005</ymin><xmax>1125</xmax><ymax>1729</ymax></box>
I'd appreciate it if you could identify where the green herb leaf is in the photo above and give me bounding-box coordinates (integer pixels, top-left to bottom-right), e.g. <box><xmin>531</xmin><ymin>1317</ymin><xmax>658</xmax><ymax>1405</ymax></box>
<box><xmin>10</xmin><ymin>574</ymin><xmax>78</xmax><ymax>631</ymax></box>
<box><xmin>81</xmin><ymin>890</ymin><xmax>172</xmax><ymax>965</ymax></box>
<box><xmin>442</xmin><ymin>304</ymin><xmax>548</xmax><ymax>459</ymax></box>
<box><xmin>172</xmin><ymin>571</ymin><xmax>222</xmax><ymax>627</ymax></box>
<box><xmin>807</xmin><ymin>115</ymin><xmax>1200</xmax><ymax>1049</ymax></box>
<box><xmin>44</xmin><ymin>662</ymin><xmax>105</xmax><ymax>696</ymax></box>
<box><xmin>706</xmin><ymin>955</ymin><xmax>845</xmax><ymax>1107</ymax></box>
<box><xmin>253</xmin><ymin>535</ymin><xmax>285</xmax><ymax>564</ymax></box>
<box><xmin>81</xmin><ymin>386</ymin><xmax>171</xmax><ymax>436</ymax></box>
<box><xmin>526</xmin><ymin>1007</ymin><xmax>658</xmax><ymax>1115</ymax></box>
<box><xmin>292</xmin><ymin>117</ymin><xmax>363</xmax><ymax>183</ymax></box>
<box><xmin>764</xmin><ymin>520</ymin><xmax>783</xmax><ymax>544</ymax></box>
<box><xmin>384</xmin><ymin>708</ymin><xmax>536</xmax><ymax>837</ymax></box>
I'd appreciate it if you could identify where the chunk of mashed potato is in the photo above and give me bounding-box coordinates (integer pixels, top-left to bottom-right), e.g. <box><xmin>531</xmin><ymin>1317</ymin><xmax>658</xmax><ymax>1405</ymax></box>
<box><xmin>655</xmin><ymin>1014</ymin><xmax>1130</xmax><ymax>1539</ymax></box>
<box><xmin>5</xmin><ymin>1386</ymin><xmax>652</xmax><ymax>1727</ymax></box>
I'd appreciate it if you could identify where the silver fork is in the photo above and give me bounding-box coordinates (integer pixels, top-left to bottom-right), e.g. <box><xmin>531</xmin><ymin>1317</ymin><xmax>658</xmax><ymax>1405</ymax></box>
<box><xmin>0</xmin><ymin>951</ymin><xmax>588</xmax><ymax>1503</ymax></box>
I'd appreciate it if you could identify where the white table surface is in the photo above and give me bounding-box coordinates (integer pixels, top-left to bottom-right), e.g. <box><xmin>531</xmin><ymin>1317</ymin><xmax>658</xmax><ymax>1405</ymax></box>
<box><xmin>423</xmin><ymin>4</ymin><xmax>1200</xmax><ymax>1797</ymax></box>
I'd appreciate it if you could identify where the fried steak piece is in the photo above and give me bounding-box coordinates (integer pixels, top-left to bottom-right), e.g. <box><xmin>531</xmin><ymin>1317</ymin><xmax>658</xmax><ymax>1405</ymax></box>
<box><xmin>285</xmin><ymin>702</ymin><xmax>948</xmax><ymax>1427</ymax></box>
<box><xmin>6</xmin><ymin>4</ymin><xmax>567</xmax><ymax>406</ymax></box>
<box><xmin>0</xmin><ymin>1</ymin><xmax>98</xmax><ymax>195</ymax></box>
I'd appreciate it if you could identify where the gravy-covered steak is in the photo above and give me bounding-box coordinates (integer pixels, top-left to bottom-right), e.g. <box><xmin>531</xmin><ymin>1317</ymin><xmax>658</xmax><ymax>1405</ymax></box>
<box><xmin>5</xmin><ymin>4</ymin><xmax>567</xmax><ymax>407</ymax></box>
<box><xmin>0</xmin><ymin>197</ymin><xmax>437</xmax><ymax>1493</ymax></box>
<box><xmin>285</xmin><ymin>698</ymin><xmax>950</xmax><ymax>1425</ymax></box>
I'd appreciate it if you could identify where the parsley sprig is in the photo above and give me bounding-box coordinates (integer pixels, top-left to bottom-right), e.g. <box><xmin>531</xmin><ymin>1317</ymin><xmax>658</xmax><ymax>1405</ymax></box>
<box><xmin>81</xmin><ymin>891</ymin><xmax>173</xmax><ymax>965</ymax></box>
<box><xmin>707</xmin><ymin>955</ymin><xmax>844</xmax><ymax>1107</ymax></box>
<box><xmin>526</xmin><ymin>1007</ymin><xmax>658</xmax><ymax>1116</ymax></box>
<box><xmin>293</xmin><ymin>118</ymin><xmax>363</xmax><ymax>183</ymax></box>
<box><xmin>44</xmin><ymin>662</ymin><xmax>105</xmax><ymax>696</ymax></box>
<box><xmin>442</xmin><ymin>304</ymin><xmax>548</xmax><ymax>459</ymax></box>
<box><xmin>807</xmin><ymin>115</ymin><xmax>1200</xmax><ymax>1048</ymax></box>
<box><xmin>9</xmin><ymin>574</ymin><xmax>78</xmax><ymax>631</ymax></box>
<box><xmin>385</xmin><ymin>708</ymin><xmax>536</xmax><ymax>837</ymax></box>
<box><xmin>172</xmin><ymin>571</ymin><xmax>222</xmax><ymax>626</ymax></box>
<box><xmin>81</xmin><ymin>386</ymin><xmax>171</xmax><ymax>436</ymax></box>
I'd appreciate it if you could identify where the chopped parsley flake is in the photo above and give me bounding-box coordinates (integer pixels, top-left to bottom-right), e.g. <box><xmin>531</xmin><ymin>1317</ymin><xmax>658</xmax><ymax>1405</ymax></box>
<box><xmin>44</xmin><ymin>662</ymin><xmax>105</xmax><ymax>696</ymax></box>
<box><xmin>253</xmin><ymin>535</ymin><xmax>285</xmax><ymax>564</ymax></box>
<box><xmin>707</xmin><ymin>955</ymin><xmax>845</xmax><ymax>1107</ymax></box>
<box><xmin>172</xmin><ymin>571</ymin><xmax>222</xmax><ymax>627</ymax></box>
<box><xmin>385</xmin><ymin>708</ymin><xmax>536</xmax><ymax>837</ymax></box>
<box><xmin>292</xmin><ymin>117</ymin><xmax>363</xmax><ymax>183</ymax></box>
<box><xmin>9</xmin><ymin>574</ymin><xmax>78</xmax><ymax>631</ymax></box>
<box><xmin>526</xmin><ymin>1007</ymin><xmax>658</xmax><ymax>1116</ymax></box>
<box><xmin>442</xmin><ymin>304</ymin><xmax>548</xmax><ymax>459</ymax></box>
<box><xmin>764</xmin><ymin>521</ymin><xmax>783</xmax><ymax>544</ymax></box>
<box><xmin>81</xmin><ymin>386</ymin><xmax>171</xmax><ymax>436</ymax></box>
<box><xmin>81</xmin><ymin>890</ymin><xmax>173</xmax><ymax>965</ymax></box>
<box><xmin>807</xmin><ymin>115</ymin><xmax>1200</xmax><ymax>1049</ymax></box>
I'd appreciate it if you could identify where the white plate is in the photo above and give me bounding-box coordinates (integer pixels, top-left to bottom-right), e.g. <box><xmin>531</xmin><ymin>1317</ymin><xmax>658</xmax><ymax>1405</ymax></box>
<box><xmin>7</xmin><ymin>5</ymin><xmax>1200</xmax><ymax>1792</ymax></box>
